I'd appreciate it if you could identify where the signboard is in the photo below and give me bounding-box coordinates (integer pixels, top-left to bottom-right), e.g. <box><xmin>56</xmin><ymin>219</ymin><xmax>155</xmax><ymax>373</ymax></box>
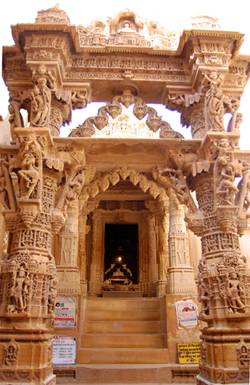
<box><xmin>55</xmin><ymin>296</ymin><xmax>76</xmax><ymax>328</ymax></box>
<box><xmin>52</xmin><ymin>336</ymin><xmax>76</xmax><ymax>365</ymax></box>
<box><xmin>175</xmin><ymin>299</ymin><xmax>198</xmax><ymax>328</ymax></box>
<box><xmin>177</xmin><ymin>342</ymin><xmax>201</xmax><ymax>364</ymax></box>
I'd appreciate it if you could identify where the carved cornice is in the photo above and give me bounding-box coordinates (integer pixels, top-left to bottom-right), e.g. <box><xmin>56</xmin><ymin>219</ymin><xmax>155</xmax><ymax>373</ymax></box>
<box><xmin>3</xmin><ymin>8</ymin><xmax>250</xmax><ymax>106</ymax></box>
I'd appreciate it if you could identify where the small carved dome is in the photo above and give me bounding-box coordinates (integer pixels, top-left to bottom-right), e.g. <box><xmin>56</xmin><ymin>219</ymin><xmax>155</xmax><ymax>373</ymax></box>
<box><xmin>108</xmin><ymin>9</ymin><xmax>144</xmax><ymax>34</ymax></box>
<box><xmin>35</xmin><ymin>4</ymin><xmax>70</xmax><ymax>25</ymax></box>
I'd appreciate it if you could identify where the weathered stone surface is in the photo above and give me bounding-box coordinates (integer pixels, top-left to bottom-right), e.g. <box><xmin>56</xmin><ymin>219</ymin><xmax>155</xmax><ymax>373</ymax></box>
<box><xmin>0</xmin><ymin>5</ymin><xmax>250</xmax><ymax>385</ymax></box>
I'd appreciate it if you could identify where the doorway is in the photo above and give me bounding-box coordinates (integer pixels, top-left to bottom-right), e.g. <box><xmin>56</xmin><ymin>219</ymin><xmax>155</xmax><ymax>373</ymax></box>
<box><xmin>104</xmin><ymin>224</ymin><xmax>138</xmax><ymax>283</ymax></box>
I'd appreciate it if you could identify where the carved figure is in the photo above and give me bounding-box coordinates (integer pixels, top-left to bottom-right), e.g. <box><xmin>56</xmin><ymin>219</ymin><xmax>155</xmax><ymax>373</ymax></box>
<box><xmin>204</xmin><ymin>71</ymin><xmax>224</xmax><ymax>131</ymax></box>
<box><xmin>198</xmin><ymin>281</ymin><xmax>210</xmax><ymax>316</ymax></box>
<box><xmin>226</xmin><ymin>271</ymin><xmax>245</xmax><ymax>313</ymax></box>
<box><xmin>4</xmin><ymin>340</ymin><xmax>19</xmax><ymax>365</ymax></box>
<box><xmin>7</xmin><ymin>263</ymin><xmax>31</xmax><ymax>313</ymax></box>
<box><xmin>8</xmin><ymin>99</ymin><xmax>24</xmax><ymax>142</ymax></box>
<box><xmin>30</xmin><ymin>78</ymin><xmax>51</xmax><ymax>127</ymax></box>
<box><xmin>0</xmin><ymin>163</ymin><xmax>9</xmax><ymax>209</ymax></box>
<box><xmin>227</xmin><ymin>111</ymin><xmax>243</xmax><ymax>133</ymax></box>
<box><xmin>65</xmin><ymin>168</ymin><xmax>85</xmax><ymax>204</ymax></box>
<box><xmin>216</xmin><ymin>161</ymin><xmax>237</xmax><ymax>205</ymax></box>
<box><xmin>236</xmin><ymin>171</ymin><xmax>250</xmax><ymax>216</ymax></box>
<box><xmin>48</xmin><ymin>276</ymin><xmax>58</xmax><ymax>314</ymax></box>
<box><xmin>119</xmin><ymin>21</ymin><xmax>136</xmax><ymax>33</ymax></box>
<box><xmin>14</xmin><ymin>135</ymin><xmax>42</xmax><ymax>200</ymax></box>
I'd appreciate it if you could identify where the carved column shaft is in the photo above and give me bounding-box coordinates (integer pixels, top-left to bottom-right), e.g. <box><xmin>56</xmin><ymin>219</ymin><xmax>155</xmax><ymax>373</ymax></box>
<box><xmin>0</xmin><ymin>167</ymin><xmax>58</xmax><ymax>385</ymax></box>
<box><xmin>195</xmin><ymin>173</ymin><xmax>250</xmax><ymax>385</ymax></box>
<box><xmin>57</xmin><ymin>200</ymin><xmax>80</xmax><ymax>295</ymax></box>
<box><xmin>168</xmin><ymin>201</ymin><xmax>196</xmax><ymax>294</ymax></box>
<box><xmin>156</xmin><ymin>206</ymin><xmax>169</xmax><ymax>296</ymax></box>
<box><xmin>147</xmin><ymin>213</ymin><xmax>158</xmax><ymax>287</ymax></box>
<box><xmin>89</xmin><ymin>210</ymin><xmax>103</xmax><ymax>295</ymax></box>
<box><xmin>78</xmin><ymin>211</ymin><xmax>89</xmax><ymax>296</ymax></box>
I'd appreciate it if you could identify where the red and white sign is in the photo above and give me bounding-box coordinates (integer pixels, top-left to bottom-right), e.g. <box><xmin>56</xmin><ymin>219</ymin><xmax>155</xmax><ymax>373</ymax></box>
<box><xmin>55</xmin><ymin>296</ymin><xmax>76</xmax><ymax>328</ymax></box>
<box><xmin>175</xmin><ymin>299</ymin><xmax>198</xmax><ymax>328</ymax></box>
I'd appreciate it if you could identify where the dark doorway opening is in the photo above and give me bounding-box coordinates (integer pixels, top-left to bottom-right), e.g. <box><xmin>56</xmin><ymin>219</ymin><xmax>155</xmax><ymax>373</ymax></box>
<box><xmin>104</xmin><ymin>224</ymin><xmax>138</xmax><ymax>283</ymax></box>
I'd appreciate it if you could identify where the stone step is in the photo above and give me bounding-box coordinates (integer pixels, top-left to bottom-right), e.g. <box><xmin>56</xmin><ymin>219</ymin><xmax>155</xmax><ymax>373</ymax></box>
<box><xmin>81</xmin><ymin>333</ymin><xmax>164</xmax><ymax>348</ymax></box>
<box><xmin>85</xmin><ymin>320</ymin><xmax>161</xmax><ymax>334</ymax></box>
<box><xmin>78</xmin><ymin>348</ymin><xmax>169</xmax><ymax>364</ymax></box>
<box><xmin>55</xmin><ymin>363</ymin><xmax>199</xmax><ymax>384</ymax></box>
<box><xmin>87</xmin><ymin>298</ymin><xmax>160</xmax><ymax>312</ymax></box>
<box><xmin>86</xmin><ymin>309</ymin><xmax>160</xmax><ymax>321</ymax></box>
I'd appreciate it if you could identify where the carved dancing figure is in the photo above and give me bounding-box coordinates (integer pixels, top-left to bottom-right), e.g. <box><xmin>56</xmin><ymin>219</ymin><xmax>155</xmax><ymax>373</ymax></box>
<box><xmin>204</xmin><ymin>71</ymin><xmax>224</xmax><ymax>131</ymax></box>
<box><xmin>18</xmin><ymin>153</ymin><xmax>40</xmax><ymax>199</ymax></box>
<box><xmin>66</xmin><ymin>169</ymin><xmax>85</xmax><ymax>203</ymax></box>
<box><xmin>216</xmin><ymin>162</ymin><xmax>238</xmax><ymax>205</ymax></box>
<box><xmin>30</xmin><ymin>78</ymin><xmax>51</xmax><ymax>127</ymax></box>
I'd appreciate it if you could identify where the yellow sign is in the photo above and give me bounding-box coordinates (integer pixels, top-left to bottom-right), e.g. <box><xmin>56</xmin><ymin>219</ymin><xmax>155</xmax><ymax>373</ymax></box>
<box><xmin>177</xmin><ymin>342</ymin><xmax>201</xmax><ymax>364</ymax></box>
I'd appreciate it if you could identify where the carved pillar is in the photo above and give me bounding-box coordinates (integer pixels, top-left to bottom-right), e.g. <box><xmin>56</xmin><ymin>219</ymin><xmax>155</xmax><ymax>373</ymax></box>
<box><xmin>168</xmin><ymin>201</ymin><xmax>196</xmax><ymax>294</ymax></box>
<box><xmin>57</xmin><ymin>200</ymin><xmax>80</xmax><ymax>295</ymax></box>
<box><xmin>0</xmin><ymin>126</ymin><xmax>86</xmax><ymax>385</ymax></box>
<box><xmin>89</xmin><ymin>210</ymin><xmax>103</xmax><ymax>296</ymax></box>
<box><xmin>78</xmin><ymin>200</ymin><xmax>98</xmax><ymax>297</ymax></box>
<box><xmin>147</xmin><ymin>212</ymin><xmax>158</xmax><ymax>295</ymax></box>
<box><xmin>79</xmin><ymin>210</ymin><xmax>89</xmax><ymax>297</ymax></box>
<box><xmin>194</xmin><ymin>171</ymin><xmax>250</xmax><ymax>385</ymax></box>
<box><xmin>156</xmin><ymin>203</ymin><xmax>169</xmax><ymax>297</ymax></box>
<box><xmin>0</xmin><ymin>129</ymin><xmax>58</xmax><ymax>385</ymax></box>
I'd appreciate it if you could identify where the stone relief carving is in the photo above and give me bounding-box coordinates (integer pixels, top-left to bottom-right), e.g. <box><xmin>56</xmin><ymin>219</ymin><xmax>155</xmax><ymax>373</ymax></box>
<box><xmin>3</xmin><ymin>340</ymin><xmax>19</xmax><ymax>365</ymax></box>
<box><xmin>237</xmin><ymin>343</ymin><xmax>250</xmax><ymax>369</ymax></box>
<box><xmin>203</xmin><ymin>71</ymin><xmax>225</xmax><ymax>132</ymax></box>
<box><xmin>70</xmin><ymin>88</ymin><xmax>182</xmax><ymax>138</ymax></box>
<box><xmin>48</xmin><ymin>276</ymin><xmax>58</xmax><ymax>314</ymax></box>
<box><xmin>80</xmin><ymin>166</ymin><xmax>168</xmax><ymax>206</ymax></box>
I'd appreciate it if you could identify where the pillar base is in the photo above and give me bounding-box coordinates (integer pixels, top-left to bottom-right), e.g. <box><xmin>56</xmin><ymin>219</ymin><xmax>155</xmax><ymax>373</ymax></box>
<box><xmin>156</xmin><ymin>280</ymin><xmax>168</xmax><ymax>297</ymax></box>
<box><xmin>0</xmin><ymin>373</ymin><xmax>56</xmax><ymax>385</ymax></box>
<box><xmin>197</xmin><ymin>374</ymin><xmax>249</xmax><ymax>385</ymax></box>
<box><xmin>168</xmin><ymin>267</ymin><xmax>196</xmax><ymax>294</ymax></box>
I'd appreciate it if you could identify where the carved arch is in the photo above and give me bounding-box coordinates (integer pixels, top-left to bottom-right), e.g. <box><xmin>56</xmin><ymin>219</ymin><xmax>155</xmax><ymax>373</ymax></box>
<box><xmin>80</xmin><ymin>166</ymin><xmax>169</xmax><ymax>205</ymax></box>
<box><xmin>69</xmin><ymin>88</ymin><xmax>183</xmax><ymax>139</ymax></box>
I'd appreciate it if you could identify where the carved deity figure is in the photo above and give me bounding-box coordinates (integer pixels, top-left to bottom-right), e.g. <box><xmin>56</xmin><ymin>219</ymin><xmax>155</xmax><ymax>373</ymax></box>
<box><xmin>227</xmin><ymin>111</ymin><xmax>243</xmax><ymax>133</ymax></box>
<box><xmin>48</xmin><ymin>276</ymin><xmax>58</xmax><ymax>314</ymax></box>
<box><xmin>18</xmin><ymin>153</ymin><xmax>40</xmax><ymax>199</ymax></box>
<box><xmin>8</xmin><ymin>98</ymin><xmax>24</xmax><ymax>142</ymax></box>
<box><xmin>30</xmin><ymin>78</ymin><xmax>51</xmax><ymax>127</ymax></box>
<box><xmin>204</xmin><ymin>71</ymin><xmax>224</xmax><ymax>131</ymax></box>
<box><xmin>7</xmin><ymin>263</ymin><xmax>31</xmax><ymax>313</ymax></box>
<box><xmin>65</xmin><ymin>168</ymin><xmax>85</xmax><ymax>204</ymax></box>
<box><xmin>4</xmin><ymin>340</ymin><xmax>19</xmax><ymax>365</ymax></box>
<box><xmin>0</xmin><ymin>163</ymin><xmax>9</xmax><ymax>209</ymax></box>
<box><xmin>16</xmin><ymin>135</ymin><xmax>42</xmax><ymax>199</ymax></box>
<box><xmin>226</xmin><ymin>271</ymin><xmax>245</xmax><ymax>313</ymax></box>
<box><xmin>119</xmin><ymin>21</ymin><xmax>136</xmax><ymax>33</ymax></box>
<box><xmin>237</xmin><ymin>170</ymin><xmax>250</xmax><ymax>216</ymax></box>
<box><xmin>198</xmin><ymin>281</ymin><xmax>210</xmax><ymax>316</ymax></box>
<box><xmin>216</xmin><ymin>161</ymin><xmax>238</xmax><ymax>205</ymax></box>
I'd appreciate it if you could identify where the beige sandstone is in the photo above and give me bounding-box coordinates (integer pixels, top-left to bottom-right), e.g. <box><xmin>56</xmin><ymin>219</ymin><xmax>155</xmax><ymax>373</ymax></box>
<box><xmin>0</xmin><ymin>5</ymin><xmax>250</xmax><ymax>385</ymax></box>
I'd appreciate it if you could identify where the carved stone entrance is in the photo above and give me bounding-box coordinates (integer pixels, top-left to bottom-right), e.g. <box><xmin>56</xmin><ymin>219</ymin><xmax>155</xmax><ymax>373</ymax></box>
<box><xmin>0</xmin><ymin>5</ymin><xmax>250</xmax><ymax>385</ymax></box>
